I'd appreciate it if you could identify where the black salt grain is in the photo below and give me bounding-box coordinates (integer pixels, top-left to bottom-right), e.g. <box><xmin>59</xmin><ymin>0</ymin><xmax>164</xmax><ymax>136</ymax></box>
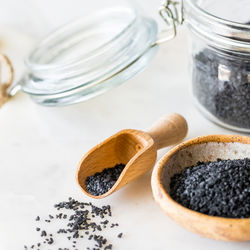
<box><xmin>104</xmin><ymin>244</ymin><xmax>113</xmax><ymax>250</ymax></box>
<box><xmin>47</xmin><ymin>238</ymin><xmax>54</xmax><ymax>244</ymax></box>
<box><xmin>85</xmin><ymin>164</ymin><xmax>125</xmax><ymax>196</ymax></box>
<box><xmin>170</xmin><ymin>158</ymin><xmax>250</xmax><ymax>218</ymax></box>
<box><xmin>41</xmin><ymin>231</ymin><xmax>47</xmax><ymax>237</ymax></box>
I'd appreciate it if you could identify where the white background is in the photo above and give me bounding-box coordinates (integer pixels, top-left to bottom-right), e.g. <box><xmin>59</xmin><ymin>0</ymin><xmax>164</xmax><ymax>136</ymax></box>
<box><xmin>0</xmin><ymin>1</ymin><xmax>249</xmax><ymax>250</ymax></box>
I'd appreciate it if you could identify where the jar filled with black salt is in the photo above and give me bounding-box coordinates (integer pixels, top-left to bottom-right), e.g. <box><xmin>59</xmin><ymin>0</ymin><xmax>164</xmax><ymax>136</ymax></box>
<box><xmin>184</xmin><ymin>0</ymin><xmax>250</xmax><ymax>132</ymax></box>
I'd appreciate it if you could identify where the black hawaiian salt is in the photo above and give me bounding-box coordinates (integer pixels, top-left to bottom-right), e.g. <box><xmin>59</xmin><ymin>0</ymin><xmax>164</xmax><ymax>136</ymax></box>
<box><xmin>86</xmin><ymin>164</ymin><xmax>125</xmax><ymax>196</ymax></box>
<box><xmin>192</xmin><ymin>48</ymin><xmax>250</xmax><ymax>129</ymax></box>
<box><xmin>24</xmin><ymin>197</ymin><xmax>123</xmax><ymax>250</ymax></box>
<box><xmin>170</xmin><ymin>158</ymin><xmax>250</xmax><ymax>218</ymax></box>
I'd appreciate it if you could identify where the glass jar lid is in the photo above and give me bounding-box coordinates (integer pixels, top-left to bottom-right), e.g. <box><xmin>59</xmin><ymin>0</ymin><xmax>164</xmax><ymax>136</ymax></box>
<box><xmin>12</xmin><ymin>7</ymin><xmax>158</xmax><ymax>106</ymax></box>
<box><xmin>4</xmin><ymin>1</ymin><xmax>184</xmax><ymax>106</ymax></box>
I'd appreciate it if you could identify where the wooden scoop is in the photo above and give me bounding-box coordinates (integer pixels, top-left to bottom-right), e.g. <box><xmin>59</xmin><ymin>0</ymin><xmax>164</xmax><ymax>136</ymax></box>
<box><xmin>77</xmin><ymin>113</ymin><xmax>188</xmax><ymax>199</ymax></box>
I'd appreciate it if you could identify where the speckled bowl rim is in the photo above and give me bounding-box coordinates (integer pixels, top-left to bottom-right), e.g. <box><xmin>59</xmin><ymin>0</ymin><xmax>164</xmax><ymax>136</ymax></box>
<box><xmin>152</xmin><ymin>134</ymin><xmax>250</xmax><ymax>223</ymax></box>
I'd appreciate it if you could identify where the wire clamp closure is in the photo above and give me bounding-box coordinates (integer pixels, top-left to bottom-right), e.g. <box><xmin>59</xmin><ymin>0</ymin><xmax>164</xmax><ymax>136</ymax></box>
<box><xmin>155</xmin><ymin>0</ymin><xmax>184</xmax><ymax>45</ymax></box>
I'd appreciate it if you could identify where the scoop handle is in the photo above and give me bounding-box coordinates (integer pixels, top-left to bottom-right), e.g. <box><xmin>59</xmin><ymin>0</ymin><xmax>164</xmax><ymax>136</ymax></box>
<box><xmin>147</xmin><ymin>113</ymin><xmax>188</xmax><ymax>149</ymax></box>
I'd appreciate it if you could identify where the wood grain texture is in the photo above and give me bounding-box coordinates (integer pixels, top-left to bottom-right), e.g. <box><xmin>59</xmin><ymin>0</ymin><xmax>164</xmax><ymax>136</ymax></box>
<box><xmin>76</xmin><ymin>113</ymin><xmax>188</xmax><ymax>199</ymax></box>
<box><xmin>151</xmin><ymin>134</ymin><xmax>250</xmax><ymax>241</ymax></box>
<box><xmin>148</xmin><ymin>113</ymin><xmax>188</xmax><ymax>149</ymax></box>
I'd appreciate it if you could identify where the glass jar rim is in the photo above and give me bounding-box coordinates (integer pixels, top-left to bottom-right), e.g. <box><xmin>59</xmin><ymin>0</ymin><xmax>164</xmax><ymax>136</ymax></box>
<box><xmin>184</xmin><ymin>0</ymin><xmax>250</xmax><ymax>53</ymax></box>
<box><xmin>26</xmin><ymin>7</ymin><xmax>137</xmax><ymax>73</ymax></box>
<box><xmin>186</xmin><ymin>0</ymin><xmax>250</xmax><ymax>28</ymax></box>
<box><xmin>16</xmin><ymin>6</ymin><xmax>158</xmax><ymax>106</ymax></box>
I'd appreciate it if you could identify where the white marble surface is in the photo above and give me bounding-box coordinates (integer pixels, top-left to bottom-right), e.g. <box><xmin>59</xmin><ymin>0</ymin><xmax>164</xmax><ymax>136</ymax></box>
<box><xmin>0</xmin><ymin>1</ymin><xmax>249</xmax><ymax>250</ymax></box>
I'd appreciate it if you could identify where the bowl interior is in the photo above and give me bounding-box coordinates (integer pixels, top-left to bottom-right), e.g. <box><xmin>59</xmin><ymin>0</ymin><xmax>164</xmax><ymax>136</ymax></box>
<box><xmin>161</xmin><ymin>141</ymin><xmax>250</xmax><ymax>193</ymax></box>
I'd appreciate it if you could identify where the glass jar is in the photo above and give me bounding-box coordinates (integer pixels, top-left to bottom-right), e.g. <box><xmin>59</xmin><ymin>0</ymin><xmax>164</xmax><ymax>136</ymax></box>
<box><xmin>184</xmin><ymin>0</ymin><xmax>250</xmax><ymax>132</ymax></box>
<box><xmin>6</xmin><ymin>4</ymin><xmax>159</xmax><ymax>106</ymax></box>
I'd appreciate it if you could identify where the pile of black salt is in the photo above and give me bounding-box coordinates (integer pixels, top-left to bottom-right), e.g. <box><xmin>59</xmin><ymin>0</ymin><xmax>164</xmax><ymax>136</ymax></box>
<box><xmin>170</xmin><ymin>158</ymin><xmax>250</xmax><ymax>218</ymax></box>
<box><xmin>86</xmin><ymin>164</ymin><xmax>125</xmax><ymax>196</ymax></box>
<box><xmin>192</xmin><ymin>48</ymin><xmax>250</xmax><ymax>129</ymax></box>
<box><xmin>24</xmin><ymin>197</ymin><xmax>123</xmax><ymax>250</ymax></box>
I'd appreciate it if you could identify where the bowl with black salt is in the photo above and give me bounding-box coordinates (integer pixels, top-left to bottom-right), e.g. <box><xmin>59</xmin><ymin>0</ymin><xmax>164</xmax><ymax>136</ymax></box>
<box><xmin>151</xmin><ymin>135</ymin><xmax>250</xmax><ymax>241</ymax></box>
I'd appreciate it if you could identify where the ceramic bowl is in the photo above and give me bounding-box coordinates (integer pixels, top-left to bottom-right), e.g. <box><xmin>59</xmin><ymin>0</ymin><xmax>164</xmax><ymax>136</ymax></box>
<box><xmin>151</xmin><ymin>135</ymin><xmax>250</xmax><ymax>241</ymax></box>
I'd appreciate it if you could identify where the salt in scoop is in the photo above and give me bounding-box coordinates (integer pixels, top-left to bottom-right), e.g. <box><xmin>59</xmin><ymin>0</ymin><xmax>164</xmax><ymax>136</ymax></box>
<box><xmin>77</xmin><ymin>113</ymin><xmax>188</xmax><ymax>199</ymax></box>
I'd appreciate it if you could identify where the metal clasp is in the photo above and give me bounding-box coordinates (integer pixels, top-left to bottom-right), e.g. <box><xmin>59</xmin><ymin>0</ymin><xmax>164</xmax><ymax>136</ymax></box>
<box><xmin>154</xmin><ymin>0</ymin><xmax>184</xmax><ymax>45</ymax></box>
